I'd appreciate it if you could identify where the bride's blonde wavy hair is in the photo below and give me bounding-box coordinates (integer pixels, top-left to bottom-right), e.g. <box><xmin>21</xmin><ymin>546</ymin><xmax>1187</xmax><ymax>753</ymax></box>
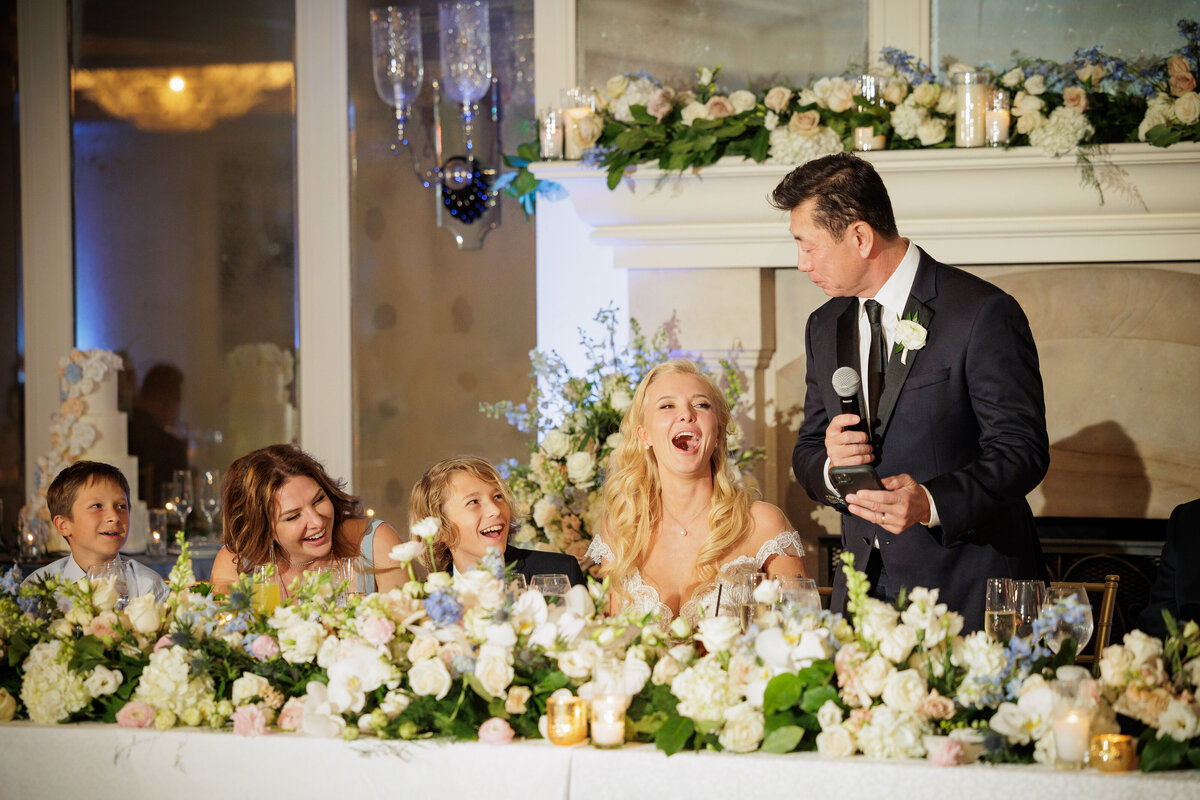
<box><xmin>598</xmin><ymin>359</ymin><xmax>755</xmax><ymax>603</ymax></box>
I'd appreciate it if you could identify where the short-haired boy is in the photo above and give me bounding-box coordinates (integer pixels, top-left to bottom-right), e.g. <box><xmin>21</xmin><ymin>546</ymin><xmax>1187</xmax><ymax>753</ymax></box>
<box><xmin>22</xmin><ymin>461</ymin><xmax>169</xmax><ymax>602</ymax></box>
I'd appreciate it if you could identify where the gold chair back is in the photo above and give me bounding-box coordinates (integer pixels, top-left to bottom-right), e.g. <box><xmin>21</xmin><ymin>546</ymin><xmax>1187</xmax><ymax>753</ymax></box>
<box><xmin>1051</xmin><ymin>574</ymin><xmax>1120</xmax><ymax>666</ymax></box>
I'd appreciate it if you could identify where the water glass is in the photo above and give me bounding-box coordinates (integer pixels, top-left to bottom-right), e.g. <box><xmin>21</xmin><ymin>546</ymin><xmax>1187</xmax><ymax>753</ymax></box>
<box><xmin>337</xmin><ymin>555</ymin><xmax>369</xmax><ymax>597</ymax></box>
<box><xmin>778</xmin><ymin>575</ymin><xmax>821</xmax><ymax>611</ymax></box>
<box><xmin>985</xmin><ymin>577</ymin><xmax>1017</xmax><ymax>644</ymax></box>
<box><xmin>508</xmin><ymin>573</ymin><xmax>528</xmax><ymax>596</ymax></box>
<box><xmin>87</xmin><ymin>560</ymin><xmax>130</xmax><ymax>608</ymax></box>
<box><xmin>197</xmin><ymin>469</ymin><xmax>221</xmax><ymax>540</ymax></box>
<box><xmin>531</xmin><ymin>573</ymin><xmax>570</xmax><ymax>597</ymax></box>
<box><xmin>1043</xmin><ymin>584</ymin><xmax>1094</xmax><ymax>654</ymax></box>
<box><xmin>169</xmin><ymin>470</ymin><xmax>194</xmax><ymax>536</ymax></box>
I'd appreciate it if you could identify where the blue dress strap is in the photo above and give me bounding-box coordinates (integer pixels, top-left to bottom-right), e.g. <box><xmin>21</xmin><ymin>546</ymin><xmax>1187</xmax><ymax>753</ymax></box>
<box><xmin>358</xmin><ymin>518</ymin><xmax>383</xmax><ymax>594</ymax></box>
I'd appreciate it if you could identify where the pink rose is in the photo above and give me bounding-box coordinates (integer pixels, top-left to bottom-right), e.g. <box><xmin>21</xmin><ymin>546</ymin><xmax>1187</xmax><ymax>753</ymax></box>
<box><xmin>764</xmin><ymin>86</ymin><xmax>793</xmax><ymax>114</ymax></box>
<box><xmin>1171</xmin><ymin>71</ymin><xmax>1197</xmax><ymax>97</ymax></box>
<box><xmin>153</xmin><ymin>635</ymin><xmax>174</xmax><ymax>653</ymax></box>
<box><xmin>787</xmin><ymin>110</ymin><xmax>822</xmax><ymax>136</ymax></box>
<box><xmin>1062</xmin><ymin>86</ymin><xmax>1089</xmax><ymax>114</ymax></box>
<box><xmin>927</xmin><ymin>736</ymin><xmax>964</xmax><ymax>767</ymax></box>
<box><xmin>232</xmin><ymin>704</ymin><xmax>269</xmax><ymax>737</ymax></box>
<box><xmin>705</xmin><ymin>95</ymin><xmax>735</xmax><ymax>120</ymax></box>
<box><xmin>85</xmin><ymin>612</ymin><xmax>118</xmax><ymax>643</ymax></box>
<box><xmin>360</xmin><ymin>616</ymin><xmax>397</xmax><ymax>648</ymax></box>
<box><xmin>477</xmin><ymin>716</ymin><xmax>515</xmax><ymax>744</ymax></box>
<box><xmin>116</xmin><ymin>701</ymin><xmax>156</xmax><ymax>728</ymax></box>
<box><xmin>277</xmin><ymin>698</ymin><xmax>305</xmax><ymax>732</ymax></box>
<box><xmin>250</xmin><ymin>634</ymin><xmax>281</xmax><ymax>660</ymax></box>
<box><xmin>917</xmin><ymin>690</ymin><xmax>957</xmax><ymax>721</ymax></box>
<box><xmin>647</xmin><ymin>88</ymin><xmax>675</xmax><ymax>122</ymax></box>
<box><xmin>1167</xmin><ymin>55</ymin><xmax>1191</xmax><ymax>78</ymax></box>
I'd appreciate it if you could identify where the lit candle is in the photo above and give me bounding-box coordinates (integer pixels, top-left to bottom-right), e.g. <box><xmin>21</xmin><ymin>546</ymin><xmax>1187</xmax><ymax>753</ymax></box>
<box><xmin>1052</xmin><ymin>709</ymin><xmax>1091</xmax><ymax>767</ymax></box>
<box><xmin>539</xmin><ymin>108</ymin><xmax>563</xmax><ymax>159</ymax></box>
<box><xmin>563</xmin><ymin>106</ymin><xmax>592</xmax><ymax>160</ymax></box>
<box><xmin>589</xmin><ymin>694</ymin><xmax>626</xmax><ymax>748</ymax></box>
<box><xmin>546</xmin><ymin>695</ymin><xmax>588</xmax><ymax>746</ymax></box>
<box><xmin>853</xmin><ymin>127</ymin><xmax>886</xmax><ymax>151</ymax></box>
<box><xmin>985</xmin><ymin>110</ymin><xmax>1010</xmax><ymax>145</ymax></box>
<box><xmin>954</xmin><ymin>70</ymin><xmax>992</xmax><ymax>148</ymax></box>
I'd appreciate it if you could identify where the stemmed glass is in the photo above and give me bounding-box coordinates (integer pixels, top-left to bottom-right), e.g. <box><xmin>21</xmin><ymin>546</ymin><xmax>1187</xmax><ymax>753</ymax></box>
<box><xmin>197</xmin><ymin>469</ymin><xmax>221</xmax><ymax>541</ymax></box>
<box><xmin>530</xmin><ymin>573</ymin><xmax>569</xmax><ymax>598</ymax></box>
<box><xmin>87</xmin><ymin>561</ymin><xmax>130</xmax><ymax>609</ymax></box>
<box><xmin>778</xmin><ymin>575</ymin><xmax>821</xmax><ymax>611</ymax></box>
<box><xmin>438</xmin><ymin>0</ymin><xmax>492</xmax><ymax>154</ymax></box>
<box><xmin>169</xmin><ymin>469</ymin><xmax>194</xmax><ymax>538</ymax></box>
<box><xmin>985</xmin><ymin>578</ymin><xmax>1018</xmax><ymax>644</ymax></box>
<box><xmin>1043</xmin><ymin>584</ymin><xmax>1095</xmax><ymax>654</ymax></box>
<box><xmin>370</xmin><ymin>6</ymin><xmax>424</xmax><ymax>149</ymax></box>
<box><xmin>1013</xmin><ymin>579</ymin><xmax>1046</xmax><ymax>640</ymax></box>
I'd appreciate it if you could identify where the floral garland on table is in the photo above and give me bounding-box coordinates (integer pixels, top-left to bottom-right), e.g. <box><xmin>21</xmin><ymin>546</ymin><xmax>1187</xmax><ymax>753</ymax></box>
<box><xmin>479</xmin><ymin>306</ymin><xmax>765</xmax><ymax>561</ymax></box>
<box><xmin>0</xmin><ymin>537</ymin><xmax>1198</xmax><ymax>771</ymax></box>
<box><xmin>503</xmin><ymin>19</ymin><xmax>1200</xmax><ymax>210</ymax></box>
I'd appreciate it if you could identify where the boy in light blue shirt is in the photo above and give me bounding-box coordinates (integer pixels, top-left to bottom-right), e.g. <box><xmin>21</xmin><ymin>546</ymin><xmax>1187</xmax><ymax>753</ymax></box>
<box><xmin>23</xmin><ymin>461</ymin><xmax>168</xmax><ymax>602</ymax></box>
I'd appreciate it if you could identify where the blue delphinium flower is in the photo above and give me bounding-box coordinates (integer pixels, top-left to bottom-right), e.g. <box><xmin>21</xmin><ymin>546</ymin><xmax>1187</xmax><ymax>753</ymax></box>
<box><xmin>480</xmin><ymin>547</ymin><xmax>505</xmax><ymax>580</ymax></box>
<box><xmin>581</xmin><ymin>144</ymin><xmax>616</xmax><ymax>168</ymax></box>
<box><xmin>0</xmin><ymin>566</ymin><xmax>22</xmax><ymax>595</ymax></box>
<box><xmin>449</xmin><ymin>653</ymin><xmax>476</xmax><ymax>679</ymax></box>
<box><xmin>63</xmin><ymin>362</ymin><xmax>82</xmax><ymax>384</ymax></box>
<box><xmin>423</xmin><ymin>587</ymin><xmax>464</xmax><ymax>627</ymax></box>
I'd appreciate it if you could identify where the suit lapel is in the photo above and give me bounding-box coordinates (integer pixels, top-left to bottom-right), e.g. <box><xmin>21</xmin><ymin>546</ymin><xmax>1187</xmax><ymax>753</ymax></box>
<box><xmin>875</xmin><ymin>253</ymin><xmax>937</xmax><ymax>438</ymax></box>
<box><xmin>835</xmin><ymin>300</ymin><xmax>858</xmax><ymax>373</ymax></box>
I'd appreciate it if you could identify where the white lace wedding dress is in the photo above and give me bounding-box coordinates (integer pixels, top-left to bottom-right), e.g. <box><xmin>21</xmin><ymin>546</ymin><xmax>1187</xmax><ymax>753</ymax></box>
<box><xmin>585</xmin><ymin>530</ymin><xmax>804</xmax><ymax>627</ymax></box>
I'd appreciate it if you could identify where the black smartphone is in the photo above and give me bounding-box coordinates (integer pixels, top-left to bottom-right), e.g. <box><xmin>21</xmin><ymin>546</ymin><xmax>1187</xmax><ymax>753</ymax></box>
<box><xmin>829</xmin><ymin>465</ymin><xmax>885</xmax><ymax>497</ymax></box>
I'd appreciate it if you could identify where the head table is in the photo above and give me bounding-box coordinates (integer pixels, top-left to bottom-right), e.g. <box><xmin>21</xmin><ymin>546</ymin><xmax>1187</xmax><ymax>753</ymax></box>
<box><xmin>1</xmin><ymin>723</ymin><xmax>1195</xmax><ymax>800</ymax></box>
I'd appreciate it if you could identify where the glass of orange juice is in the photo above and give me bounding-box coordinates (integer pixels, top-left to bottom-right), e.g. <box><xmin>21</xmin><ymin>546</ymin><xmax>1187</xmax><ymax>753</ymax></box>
<box><xmin>251</xmin><ymin>565</ymin><xmax>281</xmax><ymax>615</ymax></box>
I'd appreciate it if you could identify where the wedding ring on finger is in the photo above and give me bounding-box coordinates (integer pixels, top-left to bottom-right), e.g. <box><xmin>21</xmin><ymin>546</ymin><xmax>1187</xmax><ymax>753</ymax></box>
<box><xmin>880</xmin><ymin>512</ymin><xmax>887</xmax><ymax>524</ymax></box>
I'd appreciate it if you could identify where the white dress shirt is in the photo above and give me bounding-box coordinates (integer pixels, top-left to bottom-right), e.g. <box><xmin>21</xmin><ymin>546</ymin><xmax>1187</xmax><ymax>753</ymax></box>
<box><xmin>22</xmin><ymin>553</ymin><xmax>170</xmax><ymax>603</ymax></box>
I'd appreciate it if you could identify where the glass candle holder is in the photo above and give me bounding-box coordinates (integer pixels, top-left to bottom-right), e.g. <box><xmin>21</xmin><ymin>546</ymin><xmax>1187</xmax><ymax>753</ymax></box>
<box><xmin>589</xmin><ymin>693</ymin><xmax>626</xmax><ymax>749</ymax></box>
<box><xmin>546</xmin><ymin>695</ymin><xmax>588</xmax><ymax>745</ymax></box>
<box><xmin>1050</xmin><ymin>678</ymin><xmax>1096</xmax><ymax>769</ymax></box>
<box><xmin>561</xmin><ymin>87</ymin><xmax>595</xmax><ymax>160</ymax></box>
<box><xmin>538</xmin><ymin>107</ymin><xmax>563</xmax><ymax>159</ymax></box>
<box><xmin>852</xmin><ymin>75</ymin><xmax>887</xmax><ymax>151</ymax></box>
<box><xmin>18</xmin><ymin>515</ymin><xmax>44</xmax><ymax>561</ymax></box>
<box><xmin>1089</xmin><ymin>734</ymin><xmax>1139</xmax><ymax>772</ymax></box>
<box><xmin>147</xmin><ymin>509</ymin><xmax>169</xmax><ymax>557</ymax></box>
<box><xmin>985</xmin><ymin>88</ymin><xmax>1011</xmax><ymax>147</ymax></box>
<box><xmin>953</xmin><ymin>70</ymin><xmax>993</xmax><ymax>147</ymax></box>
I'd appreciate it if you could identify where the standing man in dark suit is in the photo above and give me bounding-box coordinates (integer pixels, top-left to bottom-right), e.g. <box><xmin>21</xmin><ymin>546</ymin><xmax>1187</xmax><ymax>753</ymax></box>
<box><xmin>776</xmin><ymin>154</ymin><xmax>1050</xmax><ymax>631</ymax></box>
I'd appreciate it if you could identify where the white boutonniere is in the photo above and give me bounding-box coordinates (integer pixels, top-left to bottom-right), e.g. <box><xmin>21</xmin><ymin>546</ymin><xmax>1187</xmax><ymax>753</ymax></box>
<box><xmin>893</xmin><ymin>313</ymin><xmax>927</xmax><ymax>365</ymax></box>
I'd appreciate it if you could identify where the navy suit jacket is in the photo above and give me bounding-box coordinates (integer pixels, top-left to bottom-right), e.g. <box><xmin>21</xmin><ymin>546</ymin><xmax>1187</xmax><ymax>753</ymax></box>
<box><xmin>1137</xmin><ymin>498</ymin><xmax>1200</xmax><ymax>637</ymax></box>
<box><xmin>793</xmin><ymin>248</ymin><xmax>1050</xmax><ymax>630</ymax></box>
<box><xmin>504</xmin><ymin>545</ymin><xmax>587</xmax><ymax>587</ymax></box>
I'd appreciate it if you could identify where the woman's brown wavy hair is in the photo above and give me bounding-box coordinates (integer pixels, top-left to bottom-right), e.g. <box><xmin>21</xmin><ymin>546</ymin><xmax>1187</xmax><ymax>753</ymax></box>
<box><xmin>598</xmin><ymin>359</ymin><xmax>756</xmax><ymax>604</ymax></box>
<box><xmin>221</xmin><ymin>444</ymin><xmax>363</xmax><ymax>573</ymax></box>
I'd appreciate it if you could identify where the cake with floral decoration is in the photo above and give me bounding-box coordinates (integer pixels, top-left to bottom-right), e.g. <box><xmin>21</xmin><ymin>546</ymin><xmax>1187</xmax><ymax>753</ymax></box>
<box><xmin>24</xmin><ymin>349</ymin><xmax>148</xmax><ymax>553</ymax></box>
<box><xmin>226</xmin><ymin>342</ymin><xmax>296</xmax><ymax>458</ymax></box>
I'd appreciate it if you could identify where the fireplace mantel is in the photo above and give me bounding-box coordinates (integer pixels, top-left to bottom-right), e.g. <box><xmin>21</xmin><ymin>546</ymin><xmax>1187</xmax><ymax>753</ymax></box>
<box><xmin>532</xmin><ymin>142</ymin><xmax>1200</xmax><ymax>269</ymax></box>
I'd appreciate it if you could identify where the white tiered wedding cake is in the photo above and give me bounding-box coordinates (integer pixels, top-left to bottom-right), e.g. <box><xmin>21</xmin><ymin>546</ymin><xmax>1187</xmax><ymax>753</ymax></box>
<box><xmin>226</xmin><ymin>342</ymin><xmax>296</xmax><ymax>458</ymax></box>
<box><xmin>25</xmin><ymin>349</ymin><xmax>149</xmax><ymax>552</ymax></box>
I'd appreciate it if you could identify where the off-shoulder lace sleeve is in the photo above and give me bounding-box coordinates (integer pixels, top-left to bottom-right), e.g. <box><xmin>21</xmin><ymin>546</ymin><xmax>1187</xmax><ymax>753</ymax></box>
<box><xmin>754</xmin><ymin>530</ymin><xmax>805</xmax><ymax>568</ymax></box>
<box><xmin>585</xmin><ymin>533</ymin><xmax>614</xmax><ymax>565</ymax></box>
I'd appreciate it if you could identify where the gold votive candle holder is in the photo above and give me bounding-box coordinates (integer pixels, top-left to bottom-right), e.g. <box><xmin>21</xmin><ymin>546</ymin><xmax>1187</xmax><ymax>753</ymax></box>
<box><xmin>546</xmin><ymin>695</ymin><xmax>588</xmax><ymax>746</ymax></box>
<box><xmin>1089</xmin><ymin>734</ymin><xmax>1139</xmax><ymax>772</ymax></box>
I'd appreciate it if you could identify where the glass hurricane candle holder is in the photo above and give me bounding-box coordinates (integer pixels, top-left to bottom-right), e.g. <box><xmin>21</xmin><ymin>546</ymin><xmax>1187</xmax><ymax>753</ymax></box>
<box><xmin>147</xmin><ymin>509</ymin><xmax>169</xmax><ymax>557</ymax></box>
<box><xmin>954</xmin><ymin>69</ymin><xmax>993</xmax><ymax>147</ymax></box>
<box><xmin>561</xmin><ymin>87</ymin><xmax>595</xmax><ymax>160</ymax></box>
<box><xmin>546</xmin><ymin>695</ymin><xmax>588</xmax><ymax>746</ymax></box>
<box><xmin>589</xmin><ymin>693</ymin><xmax>627</xmax><ymax>749</ymax></box>
<box><xmin>18</xmin><ymin>515</ymin><xmax>44</xmax><ymax>561</ymax></box>
<box><xmin>985</xmin><ymin>88</ymin><xmax>1011</xmax><ymax>147</ymax></box>
<box><xmin>538</xmin><ymin>107</ymin><xmax>564</xmax><ymax>159</ymax></box>
<box><xmin>852</xmin><ymin>74</ymin><xmax>887</xmax><ymax>151</ymax></box>
<box><xmin>1089</xmin><ymin>734</ymin><xmax>1139</xmax><ymax>772</ymax></box>
<box><xmin>1051</xmin><ymin>677</ymin><xmax>1096</xmax><ymax>769</ymax></box>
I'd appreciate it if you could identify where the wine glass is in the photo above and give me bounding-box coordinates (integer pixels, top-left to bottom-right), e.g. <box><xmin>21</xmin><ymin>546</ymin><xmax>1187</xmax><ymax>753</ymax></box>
<box><xmin>170</xmin><ymin>470</ymin><xmax>194</xmax><ymax>537</ymax></box>
<box><xmin>87</xmin><ymin>561</ymin><xmax>130</xmax><ymax>609</ymax></box>
<box><xmin>197</xmin><ymin>469</ymin><xmax>221</xmax><ymax>541</ymax></box>
<box><xmin>1013</xmin><ymin>579</ymin><xmax>1046</xmax><ymax>639</ymax></box>
<box><xmin>508</xmin><ymin>573</ymin><xmax>528</xmax><ymax>596</ymax></box>
<box><xmin>530</xmin><ymin>573</ymin><xmax>569</xmax><ymax>597</ymax></box>
<box><xmin>778</xmin><ymin>576</ymin><xmax>821</xmax><ymax>611</ymax></box>
<box><xmin>370</xmin><ymin>5</ymin><xmax>424</xmax><ymax>148</ymax></box>
<box><xmin>1043</xmin><ymin>584</ymin><xmax>1094</xmax><ymax>654</ymax></box>
<box><xmin>985</xmin><ymin>577</ymin><xmax>1018</xmax><ymax>644</ymax></box>
<box><xmin>438</xmin><ymin>0</ymin><xmax>492</xmax><ymax>154</ymax></box>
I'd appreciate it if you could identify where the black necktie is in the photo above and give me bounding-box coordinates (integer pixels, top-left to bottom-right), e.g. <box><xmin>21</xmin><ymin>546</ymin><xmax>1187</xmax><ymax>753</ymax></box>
<box><xmin>865</xmin><ymin>299</ymin><xmax>887</xmax><ymax>425</ymax></box>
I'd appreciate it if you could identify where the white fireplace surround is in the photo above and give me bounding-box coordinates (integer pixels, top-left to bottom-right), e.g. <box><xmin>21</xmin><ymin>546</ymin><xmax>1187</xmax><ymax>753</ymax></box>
<box><xmin>532</xmin><ymin>143</ymin><xmax>1200</xmax><ymax>522</ymax></box>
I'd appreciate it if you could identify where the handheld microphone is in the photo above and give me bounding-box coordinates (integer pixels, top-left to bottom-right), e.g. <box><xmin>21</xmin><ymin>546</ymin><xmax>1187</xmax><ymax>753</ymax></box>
<box><xmin>832</xmin><ymin>366</ymin><xmax>870</xmax><ymax>436</ymax></box>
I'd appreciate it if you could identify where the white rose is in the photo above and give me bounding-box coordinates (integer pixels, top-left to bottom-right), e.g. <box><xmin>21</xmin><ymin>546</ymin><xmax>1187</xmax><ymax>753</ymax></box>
<box><xmin>894</xmin><ymin>319</ymin><xmax>928</xmax><ymax>363</ymax></box>
<box><xmin>408</xmin><ymin>635</ymin><xmax>439</xmax><ymax>662</ymax></box>
<box><xmin>380</xmin><ymin>689</ymin><xmax>411</xmax><ymax>718</ymax></box>
<box><xmin>857</xmin><ymin>654</ymin><xmax>896</xmax><ymax>698</ymax></box>
<box><xmin>816</xmin><ymin>725</ymin><xmax>857</xmax><ymax>757</ymax></box>
<box><xmin>232</xmin><ymin>673</ymin><xmax>271</xmax><ymax>706</ymax></box>
<box><xmin>532</xmin><ymin>498</ymin><xmax>561</xmax><ymax>529</ymax></box>
<box><xmin>609</xmin><ymin>388</ymin><xmax>633</xmax><ymax>413</ymax></box>
<box><xmin>883</xmin><ymin>78</ymin><xmax>908</xmax><ymax>105</ymax></box>
<box><xmin>1001</xmin><ymin>67</ymin><xmax>1024</xmax><ymax>87</ymax></box>
<box><xmin>557</xmin><ymin>649</ymin><xmax>594</xmax><ymax>680</ymax></box>
<box><xmin>1011</xmin><ymin>91</ymin><xmax>1044</xmax><ymax>118</ymax></box>
<box><xmin>764</xmin><ymin>86</ymin><xmax>792</xmax><ymax>113</ymax></box>
<box><xmin>279</xmin><ymin>620</ymin><xmax>324</xmax><ymax>663</ymax></box>
<box><xmin>825</xmin><ymin>78</ymin><xmax>855</xmax><ymax>113</ymax></box>
<box><xmin>696</xmin><ymin>616</ymin><xmax>742</xmax><ymax>654</ymax></box>
<box><xmin>1024</xmin><ymin>74</ymin><xmax>1046</xmax><ymax>95</ymax></box>
<box><xmin>917</xmin><ymin>117</ymin><xmax>947</xmax><ymax>146</ymax></box>
<box><xmin>125</xmin><ymin>593</ymin><xmax>163</xmax><ymax>635</ymax></box>
<box><xmin>84</xmin><ymin>665</ymin><xmax>123</xmax><ymax>697</ymax></box>
<box><xmin>816</xmin><ymin>698</ymin><xmax>844</xmax><ymax>731</ymax></box>
<box><xmin>541</xmin><ymin>429</ymin><xmax>571</xmax><ymax>459</ymax></box>
<box><xmin>485</xmin><ymin>622</ymin><xmax>517</xmax><ymax>649</ymax></box>
<box><xmin>1124</xmin><ymin>630</ymin><xmax>1164</xmax><ymax>668</ymax></box>
<box><xmin>90</xmin><ymin>577</ymin><xmax>119</xmax><ymax>612</ymax></box>
<box><xmin>1175</xmin><ymin>92</ymin><xmax>1200</xmax><ymax>126</ymax></box>
<box><xmin>729</xmin><ymin>90</ymin><xmax>756</xmax><ymax>114</ymax></box>
<box><xmin>859</xmin><ymin>599</ymin><xmax>900</xmax><ymax>643</ymax></box>
<box><xmin>680</xmin><ymin>101</ymin><xmax>710</xmax><ymax>126</ymax></box>
<box><xmin>1016</xmin><ymin>111</ymin><xmax>1045</xmax><ymax>135</ymax></box>
<box><xmin>718</xmin><ymin>702</ymin><xmax>765</xmax><ymax>753</ymax></box>
<box><xmin>935</xmin><ymin>89</ymin><xmax>957</xmax><ymax>116</ymax></box>
<box><xmin>606</xmin><ymin>74</ymin><xmax>629</xmax><ymax>99</ymax></box>
<box><xmin>474</xmin><ymin>647</ymin><xmax>515</xmax><ymax>698</ymax></box>
<box><xmin>878</xmin><ymin>624</ymin><xmax>918</xmax><ymax>664</ymax></box>
<box><xmin>565</xmin><ymin>451</ymin><xmax>596</xmax><ymax>486</ymax></box>
<box><xmin>881</xmin><ymin>669</ymin><xmax>927</xmax><ymax>713</ymax></box>
<box><xmin>912</xmin><ymin>82</ymin><xmax>940</xmax><ymax>108</ymax></box>
<box><xmin>652</xmin><ymin>655</ymin><xmax>683</xmax><ymax>686</ymax></box>
<box><xmin>624</xmin><ymin>654</ymin><xmax>652</xmax><ymax>696</ymax></box>
<box><xmin>408</xmin><ymin>657</ymin><xmax>452</xmax><ymax>700</ymax></box>
<box><xmin>1138</xmin><ymin>110</ymin><xmax>1169</xmax><ymax>141</ymax></box>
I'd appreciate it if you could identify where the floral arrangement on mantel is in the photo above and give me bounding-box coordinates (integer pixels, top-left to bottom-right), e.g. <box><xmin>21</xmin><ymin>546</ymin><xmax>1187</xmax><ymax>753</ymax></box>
<box><xmin>480</xmin><ymin>307</ymin><xmax>765</xmax><ymax>561</ymax></box>
<box><xmin>502</xmin><ymin>19</ymin><xmax>1200</xmax><ymax>210</ymax></box>
<box><xmin>1</xmin><ymin>539</ymin><xmax>1198</xmax><ymax>773</ymax></box>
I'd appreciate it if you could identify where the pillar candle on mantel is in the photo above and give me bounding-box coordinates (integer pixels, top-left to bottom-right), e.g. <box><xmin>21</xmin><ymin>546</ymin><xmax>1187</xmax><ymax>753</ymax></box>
<box><xmin>954</xmin><ymin>70</ymin><xmax>992</xmax><ymax>147</ymax></box>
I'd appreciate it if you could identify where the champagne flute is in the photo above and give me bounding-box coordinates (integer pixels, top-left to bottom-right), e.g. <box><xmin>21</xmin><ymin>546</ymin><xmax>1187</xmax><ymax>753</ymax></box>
<box><xmin>87</xmin><ymin>560</ymin><xmax>130</xmax><ymax>609</ymax></box>
<box><xmin>197</xmin><ymin>469</ymin><xmax>221</xmax><ymax>541</ymax></box>
<box><xmin>438</xmin><ymin>0</ymin><xmax>492</xmax><ymax>154</ymax></box>
<box><xmin>530</xmin><ymin>573</ymin><xmax>570</xmax><ymax>597</ymax></box>
<box><xmin>170</xmin><ymin>470</ymin><xmax>194</xmax><ymax>538</ymax></box>
<box><xmin>985</xmin><ymin>577</ymin><xmax>1018</xmax><ymax>644</ymax></box>
<box><xmin>1013</xmin><ymin>579</ymin><xmax>1046</xmax><ymax>639</ymax></box>
<box><xmin>370</xmin><ymin>5</ymin><xmax>424</xmax><ymax>148</ymax></box>
<box><xmin>1043</xmin><ymin>584</ymin><xmax>1094</xmax><ymax>654</ymax></box>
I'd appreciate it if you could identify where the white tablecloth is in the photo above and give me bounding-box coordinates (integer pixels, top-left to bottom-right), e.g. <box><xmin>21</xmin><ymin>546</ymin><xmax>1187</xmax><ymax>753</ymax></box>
<box><xmin>2</xmin><ymin>722</ymin><xmax>1197</xmax><ymax>799</ymax></box>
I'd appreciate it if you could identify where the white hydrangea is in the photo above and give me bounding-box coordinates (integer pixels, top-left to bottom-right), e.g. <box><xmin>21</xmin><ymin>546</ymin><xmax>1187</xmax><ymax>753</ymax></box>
<box><xmin>890</xmin><ymin>98</ymin><xmax>928</xmax><ymax>140</ymax></box>
<box><xmin>856</xmin><ymin>706</ymin><xmax>929</xmax><ymax>758</ymax></box>
<box><xmin>1028</xmin><ymin>106</ymin><xmax>1095</xmax><ymax>157</ymax></box>
<box><xmin>610</xmin><ymin>77</ymin><xmax>660</xmax><ymax>123</ymax></box>
<box><xmin>671</xmin><ymin>656</ymin><xmax>739</xmax><ymax>726</ymax></box>
<box><xmin>21</xmin><ymin>641</ymin><xmax>89</xmax><ymax>724</ymax></box>
<box><xmin>767</xmin><ymin>125</ymin><xmax>842</xmax><ymax>165</ymax></box>
<box><xmin>132</xmin><ymin>645</ymin><xmax>219</xmax><ymax>724</ymax></box>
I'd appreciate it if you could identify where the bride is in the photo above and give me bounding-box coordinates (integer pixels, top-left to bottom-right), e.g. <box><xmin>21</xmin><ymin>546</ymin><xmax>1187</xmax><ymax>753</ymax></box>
<box><xmin>587</xmin><ymin>359</ymin><xmax>806</xmax><ymax>625</ymax></box>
